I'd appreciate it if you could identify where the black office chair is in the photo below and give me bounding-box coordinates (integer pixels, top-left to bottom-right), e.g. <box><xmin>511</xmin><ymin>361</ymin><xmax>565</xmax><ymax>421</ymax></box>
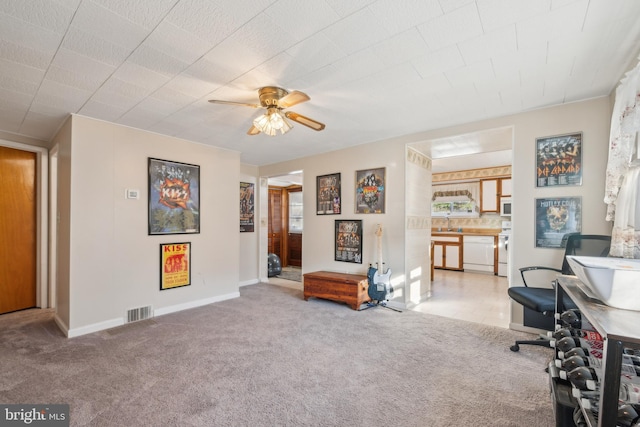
<box><xmin>508</xmin><ymin>234</ymin><xmax>611</xmax><ymax>352</ymax></box>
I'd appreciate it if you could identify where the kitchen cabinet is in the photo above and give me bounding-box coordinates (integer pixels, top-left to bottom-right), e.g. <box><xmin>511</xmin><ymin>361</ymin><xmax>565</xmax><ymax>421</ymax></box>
<box><xmin>431</xmin><ymin>234</ymin><xmax>463</xmax><ymax>271</ymax></box>
<box><xmin>480</xmin><ymin>177</ymin><xmax>511</xmax><ymax>213</ymax></box>
<box><xmin>500</xmin><ymin>178</ymin><xmax>512</xmax><ymax>196</ymax></box>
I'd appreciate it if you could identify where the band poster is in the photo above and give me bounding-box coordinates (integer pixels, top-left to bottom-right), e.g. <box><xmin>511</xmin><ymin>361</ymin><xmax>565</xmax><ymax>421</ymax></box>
<box><xmin>535</xmin><ymin>197</ymin><xmax>582</xmax><ymax>248</ymax></box>
<box><xmin>240</xmin><ymin>182</ymin><xmax>255</xmax><ymax>232</ymax></box>
<box><xmin>536</xmin><ymin>132</ymin><xmax>582</xmax><ymax>187</ymax></box>
<box><xmin>316</xmin><ymin>173</ymin><xmax>341</xmax><ymax>215</ymax></box>
<box><xmin>335</xmin><ymin>220</ymin><xmax>363</xmax><ymax>263</ymax></box>
<box><xmin>148</xmin><ymin>158</ymin><xmax>200</xmax><ymax>235</ymax></box>
<box><xmin>355</xmin><ymin>167</ymin><xmax>385</xmax><ymax>214</ymax></box>
<box><xmin>160</xmin><ymin>242</ymin><xmax>191</xmax><ymax>290</ymax></box>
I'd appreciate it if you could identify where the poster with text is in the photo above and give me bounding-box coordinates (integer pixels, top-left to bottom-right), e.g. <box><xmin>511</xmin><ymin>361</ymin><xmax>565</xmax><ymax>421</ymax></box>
<box><xmin>335</xmin><ymin>220</ymin><xmax>363</xmax><ymax>263</ymax></box>
<box><xmin>240</xmin><ymin>182</ymin><xmax>255</xmax><ymax>232</ymax></box>
<box><xmin>148</xmin><ymin>158</ymin><xmax>200</xmax><ymax>235</ymax></box>
<box><xmin>316</xmin><ymin>173</ymin><xmax>341</xmax><ymax>215</ymax></box>
<box><xmin>160</xmin><ymin>242</ymin><xmax>191</xmax><ymax>290</ymax></box>
<box><xmin>536</xmin><ymin>132</ymin><xmax>582</xmax><ymax>187</ymax></box>
<box><xmin>535</xmin><ymin>197</ymin><xmax>582</xmax><ymax>248</ymax></box>
<box><xmin>355</xmin><ymin>167</ymin><xmax>385</xmax><ymax>214</ymax></box>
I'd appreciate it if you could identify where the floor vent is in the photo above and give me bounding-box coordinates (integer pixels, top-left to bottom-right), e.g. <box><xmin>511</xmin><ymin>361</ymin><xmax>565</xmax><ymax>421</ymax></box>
<box><xmin>126</xmin><ymin>305</ymin><xmax>153</xmax><ymax>323</ymax></box>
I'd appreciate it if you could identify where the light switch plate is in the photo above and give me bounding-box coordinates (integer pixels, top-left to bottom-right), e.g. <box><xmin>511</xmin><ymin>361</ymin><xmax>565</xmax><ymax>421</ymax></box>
<box><xmin>126</xmin><ymin>189</ymin><xmax>140</xmax><ymax>199</ymax></box>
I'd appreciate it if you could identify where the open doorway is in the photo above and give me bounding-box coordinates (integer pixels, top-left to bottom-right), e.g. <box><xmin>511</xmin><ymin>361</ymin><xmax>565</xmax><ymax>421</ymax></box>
<box><xmin>408</xmin><ymin>126</ymin><xmax>513</xmax><ymax>328</ymax></box>
<box><xmin>267</xmin><ymin>171</ymin><xmax>303</xmax><ymax>283</ymax></box>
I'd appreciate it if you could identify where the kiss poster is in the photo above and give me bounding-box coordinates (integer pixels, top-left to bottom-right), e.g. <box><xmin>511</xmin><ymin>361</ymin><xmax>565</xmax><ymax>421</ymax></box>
<box><xmin>160</xmin><ymin>242</ymin><xmax>191</xmax><ymax>290</ymax></box>
<box><xmin>148</xmin><ymin>158</ymin><xmax>200</xmax><ymax>235</ymax></box>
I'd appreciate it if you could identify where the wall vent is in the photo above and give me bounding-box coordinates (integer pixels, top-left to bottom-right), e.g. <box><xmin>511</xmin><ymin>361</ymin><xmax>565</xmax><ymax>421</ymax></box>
<box><xmin>126</xmin><ymin>305</ymin><xmax>153</xmax><ymax>323</ymax></box>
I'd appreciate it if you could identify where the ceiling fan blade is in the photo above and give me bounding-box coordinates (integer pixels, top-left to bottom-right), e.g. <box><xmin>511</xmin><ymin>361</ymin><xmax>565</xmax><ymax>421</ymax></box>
<box><xmin>208</xmin><ymin>99</ymin><xmax>260</xmax><ymax>108</ymax></box>
<box><xmin>284</xmin><ymin>111</ymin><xmax>325</xmax><ymax>131</ymax></box>
<box><xmin>278</xmin><ymin>91</ymin><xmax>310</xmax><ymax>108</ymax></box>
<box><xmin>247</xmin><ymin>125</ymin><xmax>261</xmax><ymax>135</ymax></box>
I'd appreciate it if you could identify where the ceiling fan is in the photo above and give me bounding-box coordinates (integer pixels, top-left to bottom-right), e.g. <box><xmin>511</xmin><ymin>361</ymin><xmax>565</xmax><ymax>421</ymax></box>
<box><xmin>208</xmin><ymin>86</ymin><xmax>325</xmax><ymax>136</ymax></box>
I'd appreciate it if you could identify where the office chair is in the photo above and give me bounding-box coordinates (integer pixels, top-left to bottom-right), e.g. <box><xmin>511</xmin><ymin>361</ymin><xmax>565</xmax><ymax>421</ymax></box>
<box><xmin>508</xmin><ymin>234</ymin><xmax>611</xmax><ymax>352</ymax></box>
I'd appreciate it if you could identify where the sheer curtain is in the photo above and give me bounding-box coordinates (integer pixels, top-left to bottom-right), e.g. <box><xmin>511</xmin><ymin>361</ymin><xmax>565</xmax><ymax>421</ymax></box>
<box><xmin>604</xmin><ymin>56</ymin><xmax>640</xmax><ymax>258</ymax></box>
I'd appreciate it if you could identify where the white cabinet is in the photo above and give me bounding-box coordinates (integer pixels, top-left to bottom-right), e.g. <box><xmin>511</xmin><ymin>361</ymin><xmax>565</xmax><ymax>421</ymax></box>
<box><xmin>480</xmin><ymin>178</ymin><xmax>512</xmax><ymax>213</ymax></box>
<box><xmin>463</xmin><ymin>235</ymin><xmax>496</xmax><ymax>273</ymax></box>
<box><xmin>480</xmin><ymin>179</ymin><xmax>499</xmax><ymax>212</ymax></box>
<box><xmin>500</xmin><ymin>178</ymin><xmax>512</xmax><ymax>196</ymax></box>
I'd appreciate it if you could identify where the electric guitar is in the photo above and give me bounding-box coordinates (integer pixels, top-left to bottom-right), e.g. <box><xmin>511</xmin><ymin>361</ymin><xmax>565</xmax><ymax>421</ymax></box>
<box><xmin>367</xmin><ymin>224</ymin><xmax>392</xmax><ymax>301</ymax></box>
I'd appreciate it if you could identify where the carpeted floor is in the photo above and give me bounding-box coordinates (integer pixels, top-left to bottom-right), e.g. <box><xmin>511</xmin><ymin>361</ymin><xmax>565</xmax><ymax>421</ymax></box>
<box><xmin>0</xmin><ymin>283</ymin><xmax>555</xmax><ymax>426</ymax></box>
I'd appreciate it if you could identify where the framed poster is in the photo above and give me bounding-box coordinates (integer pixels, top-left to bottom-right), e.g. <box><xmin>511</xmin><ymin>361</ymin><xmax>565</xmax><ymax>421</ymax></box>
<box><xmin>535</xmin><ymin>197</ymin><xmax>582</xmax><ymax>248</ymax></box>
<box><xmin>240</xmin><ymin>182</ymin><xmax>255</xmax><ymax>232</ymax></box>
<box><xmin>335</xmin><ymin>220</ymin><xmax>363</xmax><ymax>263</ymax></box>
<box><xmin>316</xmin><ymin>173</ymin><xmax>341</xmax><ymax>215</ymax></box>
<box><xmin>536</xmin><ymin>132</ymin><xmax>582</xmax><ymax>187</ymax></box>
<box><xmin>355</xmin><ymin>167</ymin><xmax>385</xmax><ymax>214</ymax></box>
<box><xmin>160</xmin><ymin>242</ymin><xmax>191</xmax><ymax>290</ymax></box>
<box><xmin>148</xmin><ymin>158</ymin><xmax>200</xmax><ymax>235</ymax></box>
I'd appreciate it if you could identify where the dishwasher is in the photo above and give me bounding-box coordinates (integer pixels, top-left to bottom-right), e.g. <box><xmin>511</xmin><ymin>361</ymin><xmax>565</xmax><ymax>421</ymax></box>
<box><xmin>463</xmin><ymin>235</ymin><xmax>495</xmax><ymax>273</ymax></box>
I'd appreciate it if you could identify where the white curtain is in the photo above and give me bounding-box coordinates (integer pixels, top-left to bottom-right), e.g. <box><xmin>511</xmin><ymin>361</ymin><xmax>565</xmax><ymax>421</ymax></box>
<box><xmin>604</xmin><ymin>56</ymin><xmax>640</xmax><ymax>258</ymax></box>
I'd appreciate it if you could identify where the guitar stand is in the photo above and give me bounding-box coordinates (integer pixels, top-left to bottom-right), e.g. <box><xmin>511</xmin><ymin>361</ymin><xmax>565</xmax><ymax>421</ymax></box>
<box><xmin>362</xmin><ymin>300</ymin><xmax>402</xmax><ymax>312</ymax></box>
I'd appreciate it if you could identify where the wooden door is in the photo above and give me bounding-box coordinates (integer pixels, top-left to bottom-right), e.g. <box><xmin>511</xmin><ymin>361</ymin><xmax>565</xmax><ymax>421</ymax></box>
<box><xmin>268</xmin><ymin>188</ymin><xmax>283</xmax><ymax>260</ymax></box>
<box><xmin>0</xmin><ymin>146</ymin><xmax>37</xmax><ymax>314</ymax></box>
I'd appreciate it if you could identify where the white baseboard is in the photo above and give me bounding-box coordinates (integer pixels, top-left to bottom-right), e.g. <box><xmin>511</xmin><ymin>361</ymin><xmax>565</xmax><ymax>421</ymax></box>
<box><xmin>239</xmin><ymin>279</ymin><xmax>260</xmax><ymax>287</ymax></box>
<box><xmin>67</xmin><ymin>317</ymin><xmax>124</xmax><ymax>338</ymax></box>
<box><xmin>64</xmin><ymin>291</ymin><xmax>241</xmax><ymax>338</ymax></box>
<box><xmin>154</xmin><ymin>291</ymin><xmax>240</xmax><ymax>317</ymax></box>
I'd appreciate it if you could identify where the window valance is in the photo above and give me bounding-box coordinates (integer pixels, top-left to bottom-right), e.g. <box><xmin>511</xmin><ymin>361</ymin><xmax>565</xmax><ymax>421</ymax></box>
<box><xmin>432</xmin><ymin>182</ymin><xmax>479</xmax><ymax>202</ymax></box>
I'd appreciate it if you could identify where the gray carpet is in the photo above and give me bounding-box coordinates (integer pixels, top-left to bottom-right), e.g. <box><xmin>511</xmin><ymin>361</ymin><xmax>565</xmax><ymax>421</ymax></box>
<box><xmin>0</xmin><ymin>283</ymin><xmax>554</xmax><ymax>426</ymax></box>
<box><xmin>277</xmin><ymin>266</ymin><xmax>302</xmax><ymax>282</ymax></box>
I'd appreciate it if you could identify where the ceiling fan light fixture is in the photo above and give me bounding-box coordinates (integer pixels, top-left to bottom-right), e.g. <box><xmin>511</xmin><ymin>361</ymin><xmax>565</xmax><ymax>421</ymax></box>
<box><xmin>253</xmin><ymin>108</ymin><xmax>292</xmax><ymax>136</ymax></box>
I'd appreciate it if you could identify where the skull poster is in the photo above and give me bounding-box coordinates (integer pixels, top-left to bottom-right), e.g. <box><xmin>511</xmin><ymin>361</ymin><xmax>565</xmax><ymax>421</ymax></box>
<box><xmin>535</xmin><ymin>197</ymin><xmax>582</xmax><ymax>248</ymax></box>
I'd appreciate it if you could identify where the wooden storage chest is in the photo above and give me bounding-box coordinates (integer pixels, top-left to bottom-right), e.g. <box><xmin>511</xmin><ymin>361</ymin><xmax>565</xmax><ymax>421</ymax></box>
<box><xmin>303</xmin><ymin>271</ymin><xmax>370</xmax><ymax>310</ymax></box>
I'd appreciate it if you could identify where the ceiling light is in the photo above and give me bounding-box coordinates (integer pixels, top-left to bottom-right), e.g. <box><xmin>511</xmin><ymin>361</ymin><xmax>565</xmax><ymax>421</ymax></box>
<box><xmin>253</xmin><ymin>108</ymin><xmax>293</xmax><ymax>136</ymax></box>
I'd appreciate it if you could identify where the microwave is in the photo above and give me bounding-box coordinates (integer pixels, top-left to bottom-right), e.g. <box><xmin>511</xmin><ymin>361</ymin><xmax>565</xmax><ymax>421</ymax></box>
<box><xmin>500</xmin><ymin>197</ymin><xmax>512</xmax><ymax>217</ymax></box>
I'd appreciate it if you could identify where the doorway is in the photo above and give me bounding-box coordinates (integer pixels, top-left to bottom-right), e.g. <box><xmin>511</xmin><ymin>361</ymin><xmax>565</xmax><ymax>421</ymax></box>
<box><xmin>267</xmin><ymin>172</ymin><xmax>303</xmax><ymax>282</ymax></box>
<box><xmin>408</xmin><ymin>126</ymin><xmax>513</xmax><ymax>328</ymax></box>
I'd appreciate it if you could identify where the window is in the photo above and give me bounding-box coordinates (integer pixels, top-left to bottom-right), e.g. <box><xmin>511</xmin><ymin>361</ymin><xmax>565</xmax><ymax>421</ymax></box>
<box><xmin>289</xmin><ymin>190</ymin><xmax>303</xmax><ymax>233</ymax></box>
<box><xmin>431</xmin><ymin>200</ymin><xmax>477</xmax><ymax>217</ymax></box>
<box><xmin>431</xmin><ymin>182</ymin><xmax>479</xmax><ymax>218</ymax></box>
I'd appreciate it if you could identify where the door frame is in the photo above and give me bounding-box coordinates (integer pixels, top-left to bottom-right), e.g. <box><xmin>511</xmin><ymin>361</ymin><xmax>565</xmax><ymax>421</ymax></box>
<box><xmin>0</xmin><ymin>138</ymin><xmax>49</xmax><ymax>309</ymax></box>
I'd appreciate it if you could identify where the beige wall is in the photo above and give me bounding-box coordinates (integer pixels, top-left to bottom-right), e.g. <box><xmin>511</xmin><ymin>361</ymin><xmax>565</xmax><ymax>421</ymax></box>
<box><xmin>257</xmin><ymin>97</ymin><xmax>613</xmax><ymax>324</ymax></box>
<box><xmin>240</xmin><ymin>164</ymin><xmax>259</xmax><ymax>285</ymax></box>
<box><xmin>259</xmin><ymin>136</ymin><xmax>425</xmax><ymax>309</ymax></box>
<box><xmin>56</xmin><ymin>115</ymin><xmax>241</xmax><ymax>337</ymax></box>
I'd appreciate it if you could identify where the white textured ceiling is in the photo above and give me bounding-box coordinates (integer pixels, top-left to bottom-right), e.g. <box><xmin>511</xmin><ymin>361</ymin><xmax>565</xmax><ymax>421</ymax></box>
<box><xmin>1</xmin><ymin>0</ymin><xmax>640</xmax><ymax>166</ymax></box>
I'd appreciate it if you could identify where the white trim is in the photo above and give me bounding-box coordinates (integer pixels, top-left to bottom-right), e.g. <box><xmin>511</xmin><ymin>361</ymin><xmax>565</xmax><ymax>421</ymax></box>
<box><xmin>67</xmin><ymin>317</ymin><xmax>124</xmax><ymax>338</ymax></box>
<box><xmin>0</xmin><ymin>139</ymin><xmax>49</xmax><ymax>309</ymax></box>
<box><xmin>239</xmin><ymin>279</ymin><xmax>260</xmax><ymax>287</ymax></box>
<box><xmin>62</xmin><ymin>292</ymin><xmax>241</xmax><ymax>337</ymax></box>
<box><xmin>154</xmin><ymin>291</ymin><xmax>240</xmax><ymax>317</ymax></box>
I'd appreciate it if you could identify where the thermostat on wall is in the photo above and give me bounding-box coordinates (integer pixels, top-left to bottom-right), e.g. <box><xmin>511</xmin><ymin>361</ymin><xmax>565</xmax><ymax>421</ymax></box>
<box><xmin>126</xmin><ymin>189</ymin><xmax>140</xmax><ymax>200</ymax></box>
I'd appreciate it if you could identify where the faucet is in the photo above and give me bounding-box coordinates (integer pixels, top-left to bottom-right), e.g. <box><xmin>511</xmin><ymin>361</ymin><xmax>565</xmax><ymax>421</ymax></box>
<box><xmin>446</xmin><ymin>214</ymin><xmax>452</xmax><ymax>231</ymax></box>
